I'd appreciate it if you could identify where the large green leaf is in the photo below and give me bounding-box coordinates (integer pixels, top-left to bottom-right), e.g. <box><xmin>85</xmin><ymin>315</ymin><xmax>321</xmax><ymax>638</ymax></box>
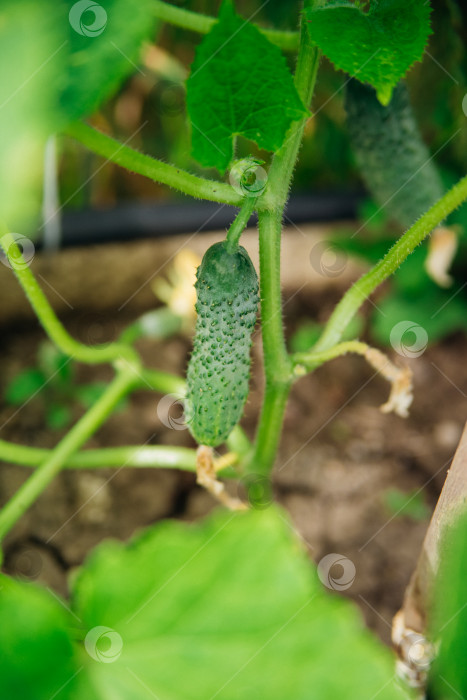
<box><xmin>186</xmin><ymin>0</ymin><xmax>307</xmax><ymax>173</ymax></box>
<box><xmin>1</xmin><ymin>508</ymin><xmax>408</xmax><ymax>699</ymax></box>
<box><xmin>62</xmin><ymin>0</ymin><xmax>157</xmax><ymax>123</ymax></box>
<box><xmin>0</xmin><ymin>0</ymin><xmax>157</xmax><ymax>232</ymax></box>
<box><xmin>0</xmin><ymin>1</ymin><xmax>63</xmax><ymax>230</ymax></box>
<box><xmin>0</xmin><ymin>575</ymin><xmax>79</xmax><ymax>700</ymax></box>
<box><xmin>305</xmin><ymin>0</ymin><xmax>432</xmax><ymax>104</ymax></box>
<box><xmin>70</xmin><ymin>507</ymin><xmax>405</xmax><ymax>700</ymax></box>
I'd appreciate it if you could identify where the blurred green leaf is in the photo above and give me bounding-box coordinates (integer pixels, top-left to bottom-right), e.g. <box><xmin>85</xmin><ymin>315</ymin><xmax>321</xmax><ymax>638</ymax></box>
<box><xmin>37</xmin><ymin>341</ymin><xmax>73</xmax><ymax>385</ymax></box>
<box><xmin>290</xmin><ymin>321</ymin><xmax>323</xmax><ymax>352</ymax></box>
<box><xmin>328</xmin><ymin>233</ymin><xmax>467</xmax><ymax>346</ymax></box>
<box><xmin>186</xmin><ymin>0</ymin><xmax>307</xmax><ymax>172</ymax></box>
<box><xmin>75</xmin><ymin>382</ymin><xmax>128</xmax><ymax>414</ymax></box>
<box><xmin>430</xmin><ymin>510</ymin><xmax>467</xmax><ymax>700</ymax></box>
<box><xmin>370</xmin><ymin>283</ymin><xmax>467</xmax><ymax>346</ymax></box>
<box><xmin>305</xmin><ymin>0</ymin><xmax>431</xmax><ymax>104</ymax></box>
<box><xmin>0</xmin><ymin>0</ymin><xmax>157</xmax><ymax>231</ymax></box>
<box><xmin>46</xmin><ymin>402</ymin><xmax>73</xmax><ymax>430</ymax></box>
<box><xmin>62</xmin><ymin>0</ymin><xmax>157</xmax><ymax>123</ymax></box>
<box><xmin>382</xmin><ymin>488</ymin><xmax>430</xmax><ymax>522</ymax></box>
<box><xmin>0</xmin><ymin>1</ymin><xmax>63</xmax><ymax>231</ymax></box>
<box><xmin>70</xmin><ymin>507</ymin><xmax>406</xmax><ymax>699</ymax></box>
<box><xmin>290</xmin><ymin>314</ymin><xmax>365</xmax><ymax>353</ymax></box>
<box><xmin>1</xmin><ymin>508</ymin><xmax>410</xmax><ymax>699</ymax></box>
<box><xmin>75</xmin><ymin>382</ymin><xmax>107</xmax><ymax>409</ymax></box>
<box><xmin>4</xmin><ymin>369</ymin><xmax>46</xmax><ymax>405</ymax></box>
<box><xmin>0</xmin><ymin>575</ymin><xmax>80</xmax><ymax>700</ymax></box>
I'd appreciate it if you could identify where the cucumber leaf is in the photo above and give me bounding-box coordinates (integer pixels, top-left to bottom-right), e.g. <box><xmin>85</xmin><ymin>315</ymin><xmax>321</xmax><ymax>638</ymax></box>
<box><xmin>305</xmin><ymin>0</ymin><xmax>432</xmax><ymax>104</ymax></box>
<box><xmin>1</xmin><ymin>508</ymin><xmax>408</xmax><ymax>700</ymax></box>
<box><xmin>186</xmin><ymin>0</ymin><xmax>307</xmax><ymax>173</ymax></box>
<box><xmin>0</xmin><ymin>575</ymin><xmax>81</xmax><ymax>700</ymax></box>
<box><xmin>71</xmin><ymin>507</ymin><xmax>404</xmax><ymax>699</ymax></box>
<box><xmin>0</xmin><ymin>0</ymin><xmax>157</xmax><ymax>232</ymax></box>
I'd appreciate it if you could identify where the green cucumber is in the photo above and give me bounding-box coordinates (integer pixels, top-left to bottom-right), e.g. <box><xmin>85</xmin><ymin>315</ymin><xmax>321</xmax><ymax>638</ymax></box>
<box><xmin>345</xmin><ymin>80</ymin><xmax>444</xmax><ymax>229</ymax></box>
<box><xmin>186</xmin><ymin>241</ymin><xmax>259</xmax><ymax>447</ymax></box>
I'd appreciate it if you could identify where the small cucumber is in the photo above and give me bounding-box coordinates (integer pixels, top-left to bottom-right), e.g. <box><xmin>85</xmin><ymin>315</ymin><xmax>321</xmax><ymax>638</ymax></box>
<box><xmin>345</xmin><ymin>80</ymin><xmax>444</xmax><ymax>229</ymax></box>
<box><xmin>186</xmin><ymin>241</ymin><xmax>259</xmax><ymax>447</ymax></box>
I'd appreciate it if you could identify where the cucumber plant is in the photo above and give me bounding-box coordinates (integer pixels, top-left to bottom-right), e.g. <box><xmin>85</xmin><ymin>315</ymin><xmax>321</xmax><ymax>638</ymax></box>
<box><xmin>1</xmin><ymin>1</ymin><xmax>467</xmax><ymax>699</ymax></box>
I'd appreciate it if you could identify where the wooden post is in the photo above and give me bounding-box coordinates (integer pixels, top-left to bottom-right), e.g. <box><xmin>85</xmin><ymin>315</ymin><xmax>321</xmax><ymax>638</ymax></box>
<box><xmin>392</xmin><ymin>421</ymin><xmax>467</xmax><ymax>689</ymax></box>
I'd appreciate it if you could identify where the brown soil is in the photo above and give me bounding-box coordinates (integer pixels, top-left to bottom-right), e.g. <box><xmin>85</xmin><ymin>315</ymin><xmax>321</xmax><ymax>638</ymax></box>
<box><xmin>0</xmin><ymin>232</ymin><xmax>466</xmax><ymax>646</ymax></box>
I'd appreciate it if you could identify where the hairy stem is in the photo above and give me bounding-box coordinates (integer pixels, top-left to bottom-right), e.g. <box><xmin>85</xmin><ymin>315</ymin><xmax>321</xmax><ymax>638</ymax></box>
<box><xmin>314</xmin><ymin>173</ymin><xmax>467</xmax><ymax>353</ymax></box>
<box><xmin>66</xmin><ymin>122</ymin><xmax>242</xmax><ymax>206</ymax></box>
<box><xmin>224</xmin><ymin>197</ymin><xmax>257</xmax><ymax>252</ymax></box>
<box><xmin>0</xmin><ymin>368</ymin><xmax>137</xmax><ymax>541</ymax></box>
<box><xmin>249</xmin><ymin>208</ymin><xmax>292</xmax><ymax>475</ymax></box>
<box><xmin>249</xmin><ymin>18</ymin><xmax>319</xmax><ymax>476</ymax></box>
<box><xmin>262</xmin><ymin>23</ymin><xmax>320</xmax><ymax>211</ymax></box>
<box><xmin>292</xmin><ymin>340</ymin><xmax>369</xmax><ymax>373</ymax></box>
<box><xmin>153</xmin><ymin>0</ymin><xmax>299</xmax><ymax>52</ymax></box>
<box><xmin>0</xmin><ymin>440</ymin><xmax>197</xmax><ymax>471</ymax></box>
<box><xmin>0</xmin><ymin>231</ymin><xmax>138</xmax><ymax>366</ymax></box>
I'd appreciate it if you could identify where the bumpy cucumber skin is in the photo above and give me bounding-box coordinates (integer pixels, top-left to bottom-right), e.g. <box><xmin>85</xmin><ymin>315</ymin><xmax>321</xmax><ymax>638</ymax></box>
<box><xmin>186</xmin><ymin>242</ymin><xmax>259</xmax><ymax>447</ymax></box>
<box><xmin>345</xmin><ymin>80</ymin><xmax>444</xmax><ymax>229</ymax></box>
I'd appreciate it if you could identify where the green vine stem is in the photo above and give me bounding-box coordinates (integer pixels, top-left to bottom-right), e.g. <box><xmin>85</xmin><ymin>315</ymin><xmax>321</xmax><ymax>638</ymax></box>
<box><xmin>313</xmin><ymin>173</ymin><xmax>467</xmax><ymax>354</ymax></box>
<box><xmin>140</xmin><ymin>367</ymin><xmax>186</xmax><ymax>395</ymax></box>
<box><xmin>292</xmin><ymin>340</ymin><xmax>368</xmax><ymax>373</ymax></box>
<box><xmin>0</xmin><ymin>440</ymin><xmax>197</xmax><ymax>471</ymax></box>
<box><xmin>224</xmin><ymin>197</ymin><xmax>257</xmax><ymax>252</ymax></box>
<box><xmin>248</xmin><ymin>19</ymin><xmax>320</xmax><ymax>476</ymax></box>
<box><xmin>263</xmin><ymin>25</ymin><xmax>320</xmax><ymax>211</ymax></box>
<box><xmin>152</xmin><ymin>0</ymin><xmax>299</xmax><ymax>52</ymax></box>
<box><xmin>0</xmin><ymin>367</ymin><xmax>138</xmax><ymax>542</ymax></box>
<box><xmin>0</xmin><ymin>231</ymin><xmax>138</xmax><ymax>366</ymax></box>
<box><xmin>66</xmin><ymin>122</ymin><xmax>243</xmax><ymax>207</ymax></box>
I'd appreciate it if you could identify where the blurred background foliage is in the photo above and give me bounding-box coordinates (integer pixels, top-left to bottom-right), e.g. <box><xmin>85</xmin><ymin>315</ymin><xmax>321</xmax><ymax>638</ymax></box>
<box><xmin>60</xmin><ymin>0</ymin><xmax>467</xmax><ymax>207</ymax></box>
<box><xmin>42</xmin><ymin>0</ymin><xmax>467</xmax><ymax>347</ymax></box>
